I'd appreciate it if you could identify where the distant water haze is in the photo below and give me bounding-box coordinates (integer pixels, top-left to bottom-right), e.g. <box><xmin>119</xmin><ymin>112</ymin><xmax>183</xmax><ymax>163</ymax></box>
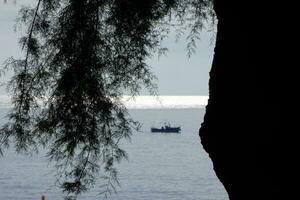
<box><xmin>0</xmin><ymin>95</ymin><xmax>209</xmax><ymax>109</ymax></box>
<box><xmin>122</xmin><ymin>96</ymin><xmax>208</xmax><ymax>109</ymax></box>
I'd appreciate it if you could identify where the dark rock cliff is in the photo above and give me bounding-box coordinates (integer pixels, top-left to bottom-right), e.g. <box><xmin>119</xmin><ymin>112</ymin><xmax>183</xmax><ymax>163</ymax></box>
<box><xmin>199</xmin><ymin>1</ymin><xmax>274</xmax><ymax>199</ymax></box>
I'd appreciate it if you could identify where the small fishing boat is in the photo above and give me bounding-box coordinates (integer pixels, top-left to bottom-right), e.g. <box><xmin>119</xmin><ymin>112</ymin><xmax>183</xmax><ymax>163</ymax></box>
<box><xmin>151</xmin><ymin>123</ymin><xmax>181</xmax><ymax>133</ymax></box>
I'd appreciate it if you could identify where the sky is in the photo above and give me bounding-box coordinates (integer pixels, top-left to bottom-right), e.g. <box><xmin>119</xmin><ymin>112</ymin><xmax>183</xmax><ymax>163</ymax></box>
<box><xmin>0</xmin><ymin>0</ymin><xmax>214</xmax><ymax>96</ymax></box>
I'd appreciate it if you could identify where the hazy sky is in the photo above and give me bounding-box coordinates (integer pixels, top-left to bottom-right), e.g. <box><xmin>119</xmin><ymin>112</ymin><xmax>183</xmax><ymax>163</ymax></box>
<box><xmin>0</xmin><ymin>1</ymin><xmax>214</xmax><ymax>96</ymax></box>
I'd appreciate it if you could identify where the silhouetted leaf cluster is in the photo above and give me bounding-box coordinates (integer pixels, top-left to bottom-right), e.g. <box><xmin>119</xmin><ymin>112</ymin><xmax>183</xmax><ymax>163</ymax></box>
<box><xmin>1</xmin><ymin>0</ymin><xmax>213</xmax><ymax>199</ymax></box>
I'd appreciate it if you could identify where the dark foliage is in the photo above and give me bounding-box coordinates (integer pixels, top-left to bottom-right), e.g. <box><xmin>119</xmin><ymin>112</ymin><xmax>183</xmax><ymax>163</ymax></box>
<box><xmin>1</xmin><ymin>0</ymin><xmax>213</xmax><ymax>199</ymax></box>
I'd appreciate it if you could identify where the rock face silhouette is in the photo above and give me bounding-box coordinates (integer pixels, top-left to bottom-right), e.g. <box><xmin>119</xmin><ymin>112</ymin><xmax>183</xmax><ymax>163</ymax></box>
<box><xmin>200</xmin><ymin>1</ymin><xmax>274</xmax><ymax>199</ymax></box>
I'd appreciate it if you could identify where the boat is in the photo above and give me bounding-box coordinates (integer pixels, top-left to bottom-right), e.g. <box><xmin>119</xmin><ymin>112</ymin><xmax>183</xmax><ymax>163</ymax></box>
<box><xmin>151</xmin><ymin>123</ymin><xmax>181</xmax><ymax>133</ymax></box>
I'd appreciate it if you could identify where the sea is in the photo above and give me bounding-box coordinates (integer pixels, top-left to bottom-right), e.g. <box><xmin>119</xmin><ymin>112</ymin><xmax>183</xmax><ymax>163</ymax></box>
<box><xmin>0</xmin><ymin>96</ymin><xmax>228</xmax><ymax>200</ymax></box>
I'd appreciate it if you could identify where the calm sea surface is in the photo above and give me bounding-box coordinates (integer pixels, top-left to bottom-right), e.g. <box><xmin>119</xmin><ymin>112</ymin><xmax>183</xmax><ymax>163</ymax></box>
<box><xmin>0</xmin><ymin>108</ymin><xmax>228</xmax><ymax>200</ymax></box>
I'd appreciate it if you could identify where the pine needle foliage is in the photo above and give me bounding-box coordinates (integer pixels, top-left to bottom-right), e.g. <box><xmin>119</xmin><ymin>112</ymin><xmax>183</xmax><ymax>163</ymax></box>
<box><xmin>1</xmin><ymin>0</ymin><xmax>213</xmax><ymax>199</ymax></box>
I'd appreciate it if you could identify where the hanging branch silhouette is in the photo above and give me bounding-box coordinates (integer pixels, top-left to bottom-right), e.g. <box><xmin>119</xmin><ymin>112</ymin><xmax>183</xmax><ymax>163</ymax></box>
<box><xmin>0</xmin><ymin>0</ymin><xmax>213</xmax><ymax>199</ymax></box>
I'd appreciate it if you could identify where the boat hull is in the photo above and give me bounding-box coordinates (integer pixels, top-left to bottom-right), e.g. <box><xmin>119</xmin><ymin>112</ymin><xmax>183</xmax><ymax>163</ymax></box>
<box><xmin>151</xmin><ymin>127</ymin><xmax>181</xmax><ymax>133</ymax></box>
